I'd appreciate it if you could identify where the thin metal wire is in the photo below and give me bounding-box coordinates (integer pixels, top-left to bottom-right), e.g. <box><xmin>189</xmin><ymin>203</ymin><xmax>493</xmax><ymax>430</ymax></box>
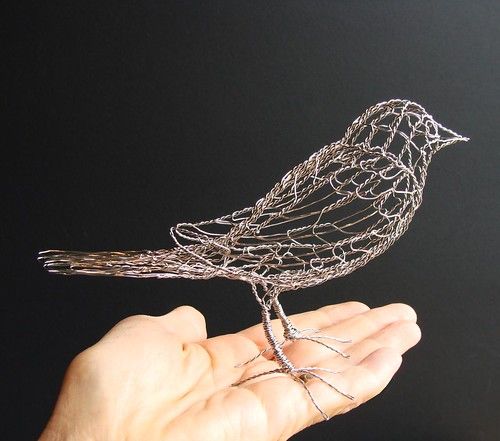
<box><xmin>39</xmin><ymin>99</ymin><xmax>468</xmax><ymax>419</ymax></box>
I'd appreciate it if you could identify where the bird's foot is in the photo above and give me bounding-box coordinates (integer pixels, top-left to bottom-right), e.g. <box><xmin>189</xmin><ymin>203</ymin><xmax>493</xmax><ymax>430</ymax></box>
<box><xmin>234</xmin><ymin>328</ymin><xmax>351</xmax><ymax>368</ymax></box>
<box><xmin>232</xmin><ymin>365</ymin><xmax>354</xmax><ymax>420</ymax></box>
<box><xmin>284</xmin><ymin>326</ymin><xmax>351</xmax><ymax>358</ymax></box>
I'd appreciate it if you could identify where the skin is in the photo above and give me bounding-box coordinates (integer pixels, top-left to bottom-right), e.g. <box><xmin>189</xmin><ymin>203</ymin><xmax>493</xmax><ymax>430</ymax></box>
<box><xmin>40</xmin><ymin>301</ymin><xmax>421</xmax><ymax>441</ymax></box>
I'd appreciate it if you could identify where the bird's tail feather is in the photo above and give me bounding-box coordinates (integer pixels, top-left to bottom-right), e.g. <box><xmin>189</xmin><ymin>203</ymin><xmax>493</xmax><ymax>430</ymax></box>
<box><xmin>38</xmin><ymin>249</ymin><xmax>186</xmax><ymax>278</ymax></box>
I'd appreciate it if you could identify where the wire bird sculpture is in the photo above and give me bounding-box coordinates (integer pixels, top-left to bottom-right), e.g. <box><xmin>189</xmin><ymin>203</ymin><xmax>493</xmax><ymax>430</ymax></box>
<box><xmin>39</xmin><ymin>99</ymin><xmax>468</xmax><ymax>419</ymax></box>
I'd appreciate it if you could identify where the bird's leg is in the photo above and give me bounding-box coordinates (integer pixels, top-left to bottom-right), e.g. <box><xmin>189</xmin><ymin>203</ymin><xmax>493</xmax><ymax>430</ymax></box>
<box><xmin>233</xmin><ymin>295</ymin><xmax>353</xmax><ymax>420</ymax></box>
<box><xmin>272</xmin><ymin>297</ymin><xmax>351</xmax><ymax>358</ymax></box>
<box><xmin>234</xmin><ymin>284</ymin><xmax>284</xmax><ymax>367</ymax></box>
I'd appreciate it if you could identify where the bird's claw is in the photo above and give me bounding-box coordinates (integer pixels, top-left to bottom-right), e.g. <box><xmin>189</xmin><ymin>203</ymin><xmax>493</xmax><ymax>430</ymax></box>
<box><xmin>232</xmin><ymin>365</ymin><xmax>353</xmax><ymax>421</ymax></box>
<box><xmin>284</xmin><ymin>327</ymin><xmax>351</xmax><ymax>358</ymax></box>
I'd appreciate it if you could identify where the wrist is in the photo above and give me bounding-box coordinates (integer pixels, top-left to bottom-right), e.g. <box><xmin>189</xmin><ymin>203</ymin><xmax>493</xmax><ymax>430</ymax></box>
<box><xmin>39</xmin><ymin>355</ymin><xmax>120</xmax><ymax>441</ymax></box>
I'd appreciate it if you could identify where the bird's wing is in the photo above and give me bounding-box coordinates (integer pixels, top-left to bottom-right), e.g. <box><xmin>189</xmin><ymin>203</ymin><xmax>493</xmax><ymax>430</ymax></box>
<box><xmin>169</xmin><ymin>140</ymin><xmax>357</xmax><ymax>247</ymax></box>
<box><xmin>230</xmin><ymin>151</ymin><xmax>418</xmax><ymax>275</ymax></box>
<box><xmin>172</xmin><ymin>146</ymin><xmax>419</xmax><ymax>280</ymax></box>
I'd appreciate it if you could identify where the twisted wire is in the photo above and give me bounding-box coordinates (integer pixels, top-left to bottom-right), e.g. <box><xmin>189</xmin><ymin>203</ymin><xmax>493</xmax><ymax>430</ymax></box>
<box><xmin>40</xmin><ymin>99</ymin><xmax>468</xmax><ymax>294</ymax></box>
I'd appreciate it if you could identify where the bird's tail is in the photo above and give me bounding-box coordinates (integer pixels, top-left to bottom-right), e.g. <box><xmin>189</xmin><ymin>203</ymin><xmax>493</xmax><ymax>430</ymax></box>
<box><xmin>38</xmin><ymin>248</ymin><xmax>194</xmax><ymax>278</ymax></box>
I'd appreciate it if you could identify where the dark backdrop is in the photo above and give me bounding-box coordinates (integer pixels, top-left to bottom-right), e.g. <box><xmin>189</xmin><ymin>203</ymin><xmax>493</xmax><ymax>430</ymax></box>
<box><xmin>5</xmin><ymin>1</ymin><xmax>499</xmax><ymax>439</ymax></box>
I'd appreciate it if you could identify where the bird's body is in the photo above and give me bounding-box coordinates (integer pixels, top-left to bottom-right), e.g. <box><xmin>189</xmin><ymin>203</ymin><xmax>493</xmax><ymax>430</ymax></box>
<box><xmin>39</xmin><ymin>99</ymin><xmax>468</xmax><ymax>419</ymax></box>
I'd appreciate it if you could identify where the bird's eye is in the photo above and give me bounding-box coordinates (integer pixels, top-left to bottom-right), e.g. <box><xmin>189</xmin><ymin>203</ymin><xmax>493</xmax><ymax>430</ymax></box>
<box><xmin>424</xmin><ymin>119</ymin><xmax>439</xmax><ymax>138</ymax></box>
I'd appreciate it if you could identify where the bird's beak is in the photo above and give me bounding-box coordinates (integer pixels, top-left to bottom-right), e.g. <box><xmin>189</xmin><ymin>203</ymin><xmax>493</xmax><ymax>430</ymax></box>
<box><xmin>434</xmin><ymin>123</ymin><xmax>470</xmax><ymax>152</ymax></box>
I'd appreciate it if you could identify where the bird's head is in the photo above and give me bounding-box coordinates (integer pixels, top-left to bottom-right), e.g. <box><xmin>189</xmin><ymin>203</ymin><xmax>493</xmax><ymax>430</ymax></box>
<box><xmin>419</xmin><ymin>115</ymin><xmax>470</xmax><ymax>154</ymax></box>
<box><xmin>342</xmin><ymin>99</ymin><xmax>469</xmax><ymax>158</ymax></box>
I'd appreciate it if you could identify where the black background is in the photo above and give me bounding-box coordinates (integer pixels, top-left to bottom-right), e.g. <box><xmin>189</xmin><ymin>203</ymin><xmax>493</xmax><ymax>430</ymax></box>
<box><xmin>5</xmin><ymin>1</ymin><xmax>499</xmax><ymax>440</ymax></box>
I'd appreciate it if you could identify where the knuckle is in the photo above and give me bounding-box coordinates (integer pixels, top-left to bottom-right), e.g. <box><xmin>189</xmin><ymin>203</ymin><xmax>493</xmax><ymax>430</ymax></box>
<box><xmin>118</xmin><ymin>314</ymin><xmax>153</xmax><ymax>327</ymax></box>
<box><xmin>345</xmin><ymin>301</ymin><xmax>370</xmax><ymax>312</ymax></box>
<box><xmin>175</xmin><ymin>305</ymin><xmax>204</xmax><ymax>321</ymax></box>
<box><xmin>68</xmin><ymin>347</ymin><xmax>100</xmax><ymax>376</ymax></box>
<box><xmin>173</xmin><ymin>305</ymin><xmax>206</xmax><ymax>330</ymax></box>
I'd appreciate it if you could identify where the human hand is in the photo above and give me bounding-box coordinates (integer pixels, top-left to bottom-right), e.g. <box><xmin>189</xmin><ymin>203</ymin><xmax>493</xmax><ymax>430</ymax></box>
<box><xmin>40</xmin><ymin>301</ymin><xmax>420</xmax><ymax>441</ymax></box>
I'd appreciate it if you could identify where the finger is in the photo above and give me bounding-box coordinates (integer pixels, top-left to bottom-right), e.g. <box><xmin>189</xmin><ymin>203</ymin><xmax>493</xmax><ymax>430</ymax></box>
<box><xmin>329</xmin><ymin>303</ymin><xmax>417</xmax><ymax>344</ymax></box>
<box><xmin>240</xmin><ymin>319</ymin><xmax>419</xmax><ymax>398</ymax></box>
<box><xmin>242</xmin><ymin>346</ymin><xmax>403</xmax><ymax>439</ymax></box>
<box><xmin>235</xmin><ymin>335</ymin><xmax>407</xmax><ymax>437</ymax></box>
<box><xmin>345</xmin><ymin>320</ymin><xmax>421</xmax><ymax>365</ymax></box>
<box><xmin>294</xmin><ymin>346</ymin><xmax>404</xmax><ymax>429</ymax></box>
<box><xmin>299</xmin><ymin>319</ymin><xmax>419</xmax><ymax>370</ymax></box>
<box><xmin>284</xmin><ymin>303</ymin><xmax>417</xmax><ymax>361</ymax></box>
<box><xmin>238</xmin><ymin>301</ymin><xmax>370</xmax><ymax>348</ymax></box>
<box><xmin>334</xmin><ymin>347</ymin><xmax>403</xmax><ymax>415</ymax></box>
<box><xmin>154</xmin><ymin>305</ymin><xmax>208</xmax><ymax>343</ymax></box>
<box><xmin>287</xmin><ymin>309</ymin><xmax>420</xmax><ymax>366</ymax></box>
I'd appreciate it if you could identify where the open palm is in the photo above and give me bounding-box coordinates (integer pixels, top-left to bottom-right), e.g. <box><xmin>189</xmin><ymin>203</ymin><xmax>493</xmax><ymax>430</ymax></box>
<box><xmin>40</xmin><ymin>301</ymin><xmax>420</xmax><ymax>441</ymax></box>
